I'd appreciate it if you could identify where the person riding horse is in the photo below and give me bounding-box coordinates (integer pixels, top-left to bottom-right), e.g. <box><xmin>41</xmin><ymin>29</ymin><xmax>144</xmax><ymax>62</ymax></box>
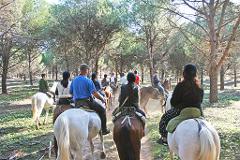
<box><xmin>55</xmin><ymin>71</ymin><xmax>72</xmax><ymax>105</ymax></box>
<box><xmin>39</xmin><ymin>74</ymin><xmax>53</xmax><ymax>97</ymax></box>
<box><xmin>101</xmin><ymin>74</ymin><xmax>109</xmax><ymax>88</ymax></box>
<box><xmin>152</xmin><ymin>71</ymin><xmax>167</xmax><ymax>96</ymax></box>
<box><xmin>91</xmin><ymin>72</ymin><xmax>106</xmax><ymax>97</ymax></box>
<box><xmin>158</xmin><ymin>64</ymin><xmax>204</xmax><ymax>145</ymax></box>
<box><xmin>70</xmin><ymin>64</ymin><xmax>110</xmax><ymax>135</ymax></box>
<box><xmin>118</xmin><ymin>72</ymin><xmax>146</xmax><ymax>117</ymax></box>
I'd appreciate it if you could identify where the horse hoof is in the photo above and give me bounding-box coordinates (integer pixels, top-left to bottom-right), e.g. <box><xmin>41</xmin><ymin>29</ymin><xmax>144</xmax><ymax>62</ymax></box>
<box><xmin>100</xmin><ymin>152</ymin><xmax>106</xmax><ymax>159</ymax></box>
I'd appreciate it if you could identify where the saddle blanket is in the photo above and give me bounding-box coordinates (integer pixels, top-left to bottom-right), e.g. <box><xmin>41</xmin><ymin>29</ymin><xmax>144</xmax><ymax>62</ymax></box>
<box><xmin>167</xmin><ymin>107</ymin><xmax>202</xmax><ymax>133</ymax></box>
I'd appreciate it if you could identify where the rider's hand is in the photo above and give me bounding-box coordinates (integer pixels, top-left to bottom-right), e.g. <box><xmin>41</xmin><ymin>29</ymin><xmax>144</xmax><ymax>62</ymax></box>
<box><xmin>101</xmin><ymin>97</ymin><xmax>106</xmax><ymax>104</ymax></box>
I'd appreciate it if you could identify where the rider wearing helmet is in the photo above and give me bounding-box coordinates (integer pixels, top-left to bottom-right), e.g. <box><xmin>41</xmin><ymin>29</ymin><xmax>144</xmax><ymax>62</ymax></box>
<box><xmin>158</xmin><ymin>64</ymin><xmax>204</xmax><ymax>145</ymax></box>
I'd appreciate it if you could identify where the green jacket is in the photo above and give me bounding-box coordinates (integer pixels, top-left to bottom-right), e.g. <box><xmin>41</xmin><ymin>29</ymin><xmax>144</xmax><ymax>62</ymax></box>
<box><xmin>39</xmin><ymin>79</ymin><xmax>49</xmax><ymax>93</ymax></box>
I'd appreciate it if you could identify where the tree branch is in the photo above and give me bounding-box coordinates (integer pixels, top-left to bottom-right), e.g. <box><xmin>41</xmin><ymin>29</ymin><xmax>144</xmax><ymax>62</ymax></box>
<box><xmin>217</xmin><ymin>15</ymin><xmax>240</xmax><ymax>69</ymax></box>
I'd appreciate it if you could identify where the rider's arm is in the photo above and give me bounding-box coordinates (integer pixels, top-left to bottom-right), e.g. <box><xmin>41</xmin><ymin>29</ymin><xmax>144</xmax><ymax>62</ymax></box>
<box><xmin>89</xmin><ymin>80</ymin><xmax>105</xmax><ymax>103</ymax></box>
<box><xmin>93</xmin><ymin>91</ymin><xmax>105</xmax><ymax>102</ymax></box>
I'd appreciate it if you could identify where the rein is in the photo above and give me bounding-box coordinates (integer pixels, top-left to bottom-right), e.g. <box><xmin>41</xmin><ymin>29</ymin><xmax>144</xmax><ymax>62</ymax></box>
<box><xmin>194</xmin><ymin>118</ymin><xmax>208</xmax><ymax>135</ymax></box>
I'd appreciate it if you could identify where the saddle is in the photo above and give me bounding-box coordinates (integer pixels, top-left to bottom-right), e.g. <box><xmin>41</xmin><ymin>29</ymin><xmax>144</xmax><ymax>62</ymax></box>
<box><xmin>74</xmin><ymin>99</ymin><xmax>95</xmax><ymax>112</ymax></box>
<box><xmin>112</xmin><ymin>106</ymin><xmax>146</xmax><ymax>126</ymax></box>
<box><xmin>167</xmin><ymin>107</ymin><xmax>203</xmax><ymax>133</ymax></box>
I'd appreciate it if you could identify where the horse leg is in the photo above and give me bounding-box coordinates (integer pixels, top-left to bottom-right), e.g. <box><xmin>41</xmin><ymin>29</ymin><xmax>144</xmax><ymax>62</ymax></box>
<box><xmin>99</xmin><ymin>131</ymin><xmax>106</xmax><ymax>159</ymax></box>
<box><xmin>44</xmin><ymin>109</ymin><xmax>49</xmax><ymax>125</ymax></box>
<box><xmin>54</xmin><ymin>136</ymin><xmax>58</xmax><ymax>158</ymax></box>
<box><xmin>169</xmin><ymin>150</ymin><xmax>174</xmax><ymax>160</ymax></box>
<box><xmin>89</xmin><ymin>139</ymin><xmax>95</xmax><ymax>160</ymax></box>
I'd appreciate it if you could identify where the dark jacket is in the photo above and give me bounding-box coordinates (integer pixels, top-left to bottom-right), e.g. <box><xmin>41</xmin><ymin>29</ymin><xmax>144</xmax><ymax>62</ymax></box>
<box><xmin>171</xmin><ymin>80</ymin><xmax>204</xmax><ymax>112</ymax></box>
<box><xmin>118</xmin><ymin>83</ymin><xmax>139</xmax><ymax>108</ymax></box>
<box><xmin>153</xmin><ymin>74</ymin><xmax>160</xmax><ymax>86</ymax></box>
<box><xmin>93</xmin><ymin>80</ymin><xmax>102</xmax><ymax>91</ymax></box>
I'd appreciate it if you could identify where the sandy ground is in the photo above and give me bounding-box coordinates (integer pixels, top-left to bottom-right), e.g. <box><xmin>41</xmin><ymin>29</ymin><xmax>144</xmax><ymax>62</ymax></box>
<box><xmin>0</xmin><ymin>94</ymin><xmax>163</xmax><ymax>160</ymax></box>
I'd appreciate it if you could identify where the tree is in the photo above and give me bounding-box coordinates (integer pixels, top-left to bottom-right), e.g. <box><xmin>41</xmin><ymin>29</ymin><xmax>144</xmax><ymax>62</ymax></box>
<box><xmin>47</xmin><ymin>0</ymin><xmax>122</xmax><ymax>73</ymax></box>
<box><xmin>121</xmin><ymin>0</ymin><xmax>173</xmax><ymax>84</ymax></box>
<box><xmin>0</xmin><ymin>0</ymin><xmax>25</xmax><ymax>94</ymax></box>
<box><xmin>165</xmin><ymin>0</ymin><xmax>240</xmax><ymax>103</ymax></box>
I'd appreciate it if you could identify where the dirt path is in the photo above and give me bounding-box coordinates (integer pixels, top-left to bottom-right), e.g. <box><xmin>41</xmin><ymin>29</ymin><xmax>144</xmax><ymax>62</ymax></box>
<box><xmin>1</xmin><ymin>96</ymin><xmax>159</xmax><ymax>160</ymax></box>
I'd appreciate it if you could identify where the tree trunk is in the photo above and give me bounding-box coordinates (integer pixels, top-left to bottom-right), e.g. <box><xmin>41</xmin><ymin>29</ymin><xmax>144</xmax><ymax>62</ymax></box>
<box><xmin>141</xmin><ymin>65</ymin><xmax>144</xmax><ymax>83</ymax></box>
<box><xmin>209</xmin><ymin>67</ymin><xmax>219</xmax><ymax>103</ymax></box>
<box><xmin>220</xmin><ymin>66</ymin><xmax>224</xmax><ymax>90</ymax></box>
<box><xmin>234</xmin><ymin>65</ymin><xmax>237</xmax><ymax>87</ymax></box>
<box><xmin>161</xmin><ymin>69</ymin><xmax>165</xmax><ymax>82</ymax></box>
<box><xmin>52</xmin><ymin>66</ymin><xmax>55</xmax><ymax>80</ymax></box>
<box><xmin>115</xmin><ymin>61</ymin><xmax>118</xmax><ymax>83</ymax></box>
<box><xmin>55</xmin><ymin>65</ymin><xmax>58</xmax><ymax>81</ymax></box>
<box><xmin>2</xmin><ymin>69</ymin><xmax>8</xmax><ymax>94</ymax></box>
<box><xmin>148</xmin><ymin>45</ymin><xmax>155</xmax><ymax>86</ymax></box>
<box><xmin>1</xmin><ymin>50</ymin><xmax>10</xmax><ymax>94</ymax></box>
<box><xmin>120</xmin><ymin>54</ymin><xmax>123</xmax><ymax>74</ymax></box>
<box><xmin>94</xmin><ymin>57</ymin><xmax>99</xmax><ymax>73</ymax></box>
<box><xmin>200</xmin><ymin>67</ymin><xmax>204</xmax><ymax>86</ymax></box>
<box><xmin>27</xmin><ymin>50</ymin><xmax>33</xmax><ymax>85</ymax></box>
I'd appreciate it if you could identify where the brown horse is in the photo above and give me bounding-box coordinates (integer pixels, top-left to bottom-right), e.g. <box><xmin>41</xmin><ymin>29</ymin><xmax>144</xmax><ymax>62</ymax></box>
<box><xmin>103</xmin><ymin>86</ymin><xmax>113</xmax><ymax>111</ymax></box>
<box><xmin>140</xmin><ymin>86</ymin><xmax>164</xmax><ymax>116</ymax></box>
<box><xmin>113</xmin><ymin>114</ymin><xmax>144</xmax><ymax>160</ymax></box>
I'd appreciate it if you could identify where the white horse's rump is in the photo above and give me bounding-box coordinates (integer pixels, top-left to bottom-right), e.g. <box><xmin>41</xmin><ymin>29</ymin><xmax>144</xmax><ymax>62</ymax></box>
<box><xmin>168</xmin><ymin>119</ymin><xmax>220</xmax><ymax>160</ymax></box>
<box><xmin>54</xmin><ymin>109</ymin><xmax>106</xmax><ymax>160</ymax></box>
<box><xmin>31</xmin><ymin>82</ymin><xmax>57</xmax><ymax>129</ymax></box>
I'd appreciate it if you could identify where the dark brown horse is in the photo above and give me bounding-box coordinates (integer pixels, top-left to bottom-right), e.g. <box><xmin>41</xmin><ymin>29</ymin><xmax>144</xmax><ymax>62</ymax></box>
<box><xmin>140</xmin><ymin>86</ymin><xmax>164</xmax><ymax>116</ymax></box>
<box><xmin>113</xmin><ymin>114</ymin><xmax>144</xmax><ymax>160</ymax></box>
<box><xmin>52</xmin><ymin>104</ymin><xmax>72</xmax><ymax>157</ymax></box>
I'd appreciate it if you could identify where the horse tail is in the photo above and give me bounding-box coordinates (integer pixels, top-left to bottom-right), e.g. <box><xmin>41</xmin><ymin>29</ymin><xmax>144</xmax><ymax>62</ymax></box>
<box><xmin>32</xmin><ymin>96</ymin><xmax>38</xmax><ymax>121</ymax></box>
<box><xmin>115</xmin><ymin>117</ymin><xmax>141</xmax><ymax>159</ymax></box>
<box><xmin>199</xmin><ymin>121</ymin><xmax>220</xmax><ymax>160</ymax></box>
<box><xmin>56</xmin><ymin>116</ymin><xmax>70</xmax><ymax>160</ymax></box>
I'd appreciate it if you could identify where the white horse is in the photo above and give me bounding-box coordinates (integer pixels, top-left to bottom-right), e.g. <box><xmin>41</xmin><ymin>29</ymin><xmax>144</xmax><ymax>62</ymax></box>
<box><xmin>166</xmin><ymin>94</ymin><xmax>221</xmax><ymax>160</ymax></box>
<box><xmin>54</xmin><ymin>108</ymin><xmax>106</xmax><ymax>160</ymax></box>
<box><xmin>31</xmin><ymin>82</ymin><xmax>57</xmax><ymax>129</ymax></box>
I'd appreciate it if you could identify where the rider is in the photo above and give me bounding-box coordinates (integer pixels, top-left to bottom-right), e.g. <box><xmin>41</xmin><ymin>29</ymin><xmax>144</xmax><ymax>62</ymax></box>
<box><xmin>39</xmin><ymin>73</ymin><xmax>52</xmax><ymax>97</ymax></box>
<box><xmin>119</xmin><ymin>73</ymin><xmax>127</xmax><ymax>86</ymax></box>
<box><xmin>55</xmin><ymin>71</ymin><xmax>72</xmax><ymax>105</ymax></box>
<box><xmin>134</xmin><ymin>70</ymin><xmax>140</xmax><ymax>86</ymax></box>
<box><xmin>158</xmin><ymin>64</ymin><xmax>204</xmax><ymax>145</ymax></box>
<box><xmin>91</xmin><ymin>72</ymin><xmax>105</xmax><ymax>97</ymax></box>
<box><xmin>110</xmin><ymin>72</ymin><xmax>117</xmax><ymax>89</ymax></box>
<box><xmin>152</xmin><ymin>71</ymin><xmax>166</xmax><ymax>95</ymax></box>
<box><xmin>118</xmin><ymin>72</ymin><xmax>146</xmax><ymax>117</ymax></box>
<box><xmin>101</xmin><ymin>74</ymin><xmax>109</xmax><ymax>88</ymax></box>
<box><xmin>70</xmin><ymin>64</ymin><xmax>110</xmax><ymax>135</ymax></box>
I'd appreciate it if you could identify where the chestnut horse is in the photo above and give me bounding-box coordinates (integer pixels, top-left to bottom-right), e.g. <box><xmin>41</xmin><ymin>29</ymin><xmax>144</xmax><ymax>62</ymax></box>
<box><xmin>113</xmin><ymin>113</ymin><xmax>144</xmax><ymax>160</ymax></box>
<box><xmin>140</xmin><ymin>86</ymin><xmax>164</xmax><ymax>117</ymax></box>
<box><xmin>103</xmin><ymin>86</ymin><xmax>113</xmax><ymax>111</ymax></box>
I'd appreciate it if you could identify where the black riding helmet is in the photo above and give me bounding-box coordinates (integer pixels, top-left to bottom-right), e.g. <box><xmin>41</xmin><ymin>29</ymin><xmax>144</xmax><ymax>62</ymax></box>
<box><xmin>127</xmin><ymin>72</ymin><xmax>136</xmax><ymax>83</ymax></box>
<box><xmin>183</xmin><ymin>64</ymin><xmax>197</xmax><ymax>80</ymax></box>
